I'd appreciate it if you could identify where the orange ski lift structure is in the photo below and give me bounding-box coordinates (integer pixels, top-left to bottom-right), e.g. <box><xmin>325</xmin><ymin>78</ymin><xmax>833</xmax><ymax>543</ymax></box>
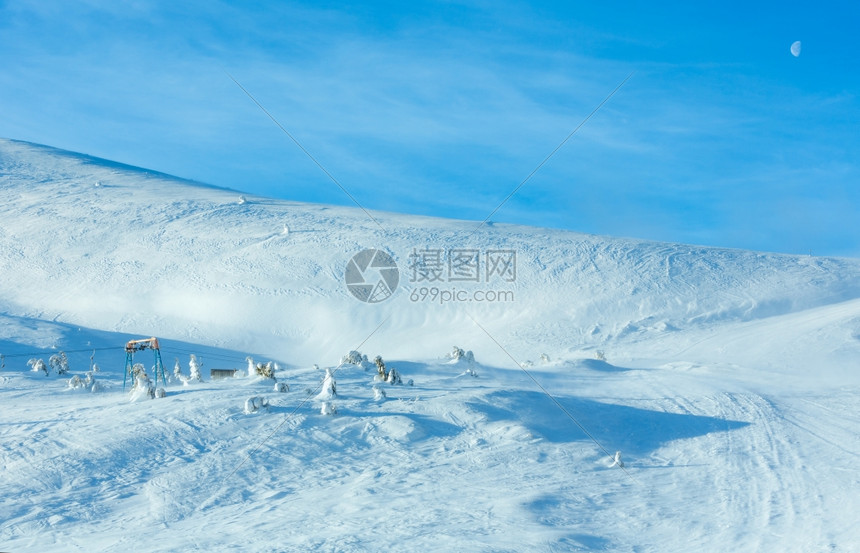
<box><xmin>123</xmin><ymin>337</ymin><xmax>166</xmax><ymax>390</ymax></box>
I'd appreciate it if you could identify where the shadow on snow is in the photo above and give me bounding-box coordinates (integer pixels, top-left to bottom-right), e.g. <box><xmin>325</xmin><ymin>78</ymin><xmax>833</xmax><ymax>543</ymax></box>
<box><xmin>468</xmin><ymin>390</ymin><xmax>748</xmax><ymax>457</ymax></box>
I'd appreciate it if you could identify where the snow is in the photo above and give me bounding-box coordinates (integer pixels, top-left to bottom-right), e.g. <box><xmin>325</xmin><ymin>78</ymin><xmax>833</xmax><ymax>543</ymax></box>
<box><xmin>1</xmin><ymin>138</ymin><xmax>859</xmax><ymax>551</ymax></box>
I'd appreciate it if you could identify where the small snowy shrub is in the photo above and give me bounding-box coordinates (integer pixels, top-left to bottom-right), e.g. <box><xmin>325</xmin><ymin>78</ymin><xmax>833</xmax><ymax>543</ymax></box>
<box><xmin>595</xmin><ymin>350</ymin><xmax>607</xmax><ymax>362</ymax></box>
<box><xmin>173</xmin><ymin>358</ymin><xmax>184</xmax><ymax>381</ymax></box>
<box><xmin>320</xmin><ymin>401</ymin><xmax>337</xmax><ymax>416</ymax></box>
<box><xmin>255</xmin><ymin>361</ymin><xmax>276</xmax><ymax>380</ymax></box>
<box><xmin>155</xmin><ymin>387</ymin><xmax>167</xmax><ymax>399</ymax></box>
<box><xmin>130</xmin><ymin>363</ymin><xmax>155</xmax><ymax>401</ymax></box>
<box><xmin>70</xmin><ymin>366</ymin><xmax>101</xmax><ymax>392</ymax></box>
<box><xmin>373</xmin><ymin>385</ymin><xmax>386</xmax><ymax>401</ymax></box>
<box><xmin>84</xmin><ymin>369</ymin><xmax>99</xmax><ymax>392</ymax></box>
<box><xmin>342</xmin><ymin>350</ymin><xmax>367</xmax><ymax>366</ymax></box>
<box><xmin>244</xmin><ymin>396</ymin><xmax>269</xmax><ymax>414</ymax></box>
<box><xmin>49</xmin><ymin>352</ymin><xmax>70</xmax><ymax>375</ymax></box>
<box><xmin>189</xmin><ymin>354</ymin><xmax>203</xmax><ymax>382</ymax></box>
<box><xmin>274</xmin><ymin>382</ymin><xmax>289</xmax><ymax>393</ymax></box>
<box><xmin>374</xmin><ymin>356</ymin><xmax>388</xmax><ymax>381</ymax></box>
<box><xmin>319</xmin><ymin>367</ymin><xmax>337</xmax><ymax>399</ymax></box>
<box><xmin>28</xmin><ymin>358</ymin><xmax>48</xmax><ymax>376</ymax></box>
<box><xmin>448</xmin><ymin>346</ymin><xmax>475</xmax><ymax>363</ymax></box>
<box><xmin>386</xmin><ymin>366</ymin><xmax>402</xmax><ymax>385</ymax></box>
<box><xmin>540</xmin><ymin>353</ymin><xmax>550</xmax><ymax>364</ymax></box>
<box><xmin>172</xmin><ymin>358</ymin><xmax>192</xmax><ymax>385</ymax></box>
<box><xmin>244</xmin><ymin>356</ymin><xmax>278</xmax><ymax>379</ymax></box>
<box><xmin>373</xmin><ymin>356</ymin><xmax>404</xmax><ymax>385</ymax></box>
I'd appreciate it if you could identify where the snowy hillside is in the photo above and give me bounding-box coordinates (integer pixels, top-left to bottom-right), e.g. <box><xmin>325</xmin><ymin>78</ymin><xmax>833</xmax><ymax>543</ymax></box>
<box><xmin>2</xmin><ymin>138</ymin><xmax>857</xmax><ymax>365</ymax></box>
<box><xmin>1</xmin><ymin>138</ymin><xmax>859</xmax><ymax>552</ymax></box>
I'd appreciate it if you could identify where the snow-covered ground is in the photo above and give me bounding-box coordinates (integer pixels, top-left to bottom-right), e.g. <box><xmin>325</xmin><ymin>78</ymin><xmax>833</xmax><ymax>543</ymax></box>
<box><xmin>1</xmin><ymin>138</ymin><xmax>859</xmax><ymax>551</ymax></box>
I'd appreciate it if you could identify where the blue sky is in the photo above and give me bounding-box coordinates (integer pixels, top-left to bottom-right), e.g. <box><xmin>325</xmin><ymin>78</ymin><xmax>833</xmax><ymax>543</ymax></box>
<box><xmin>1</xmin><ymin>1</ymin><xmax>858</xmax><ymax>256</ymax></box>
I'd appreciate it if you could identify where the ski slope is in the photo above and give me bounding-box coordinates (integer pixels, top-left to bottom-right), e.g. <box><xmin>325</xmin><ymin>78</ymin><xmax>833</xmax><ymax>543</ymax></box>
<box><xmin>1</xmin><ymin>138</ymin><xmax>859</xmax><ymax>552</ymax></box>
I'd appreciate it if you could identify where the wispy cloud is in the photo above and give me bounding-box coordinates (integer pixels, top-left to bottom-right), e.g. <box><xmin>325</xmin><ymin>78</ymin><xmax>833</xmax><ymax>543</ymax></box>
<box><xmin>1</xmin><ymin>0</ymin><xmax>858</xmax><ymax>255</ymax></box>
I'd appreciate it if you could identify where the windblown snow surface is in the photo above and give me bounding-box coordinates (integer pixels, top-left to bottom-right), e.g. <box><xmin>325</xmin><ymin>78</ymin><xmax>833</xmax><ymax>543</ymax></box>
<box><xmin>1</xmin><ymin>138</ymin><xmax>859</xmax><ymax>552</ymax></box>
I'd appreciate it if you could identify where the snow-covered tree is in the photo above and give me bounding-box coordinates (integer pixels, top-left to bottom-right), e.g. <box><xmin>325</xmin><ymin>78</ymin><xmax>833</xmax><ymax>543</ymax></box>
<box><xmin>342</xmin><ymin>350</ymin><xmax>367</xmax><ymax>366</ymax></box>
<box><xmin>28</xmin><ymin>358</ymin><xmax>48</xmax><ymax>376</ymax></box>
<box><xmin>170</xmin><ymin>357</ymin><xmax>192</xmax><ymax>385</ymax></box>
<box><xmin>374</xmin><ymin>355</ymin><xmax>387</xmax><ymax>381</ymax></box>
<box><xmin>320</xmin><ymin>401</ymin><xmax>337</xmax><ymax>416</ymax></box>
<box><xmin>386</xmin><ymin>366</ymin><xmax>402</xmax><ymax>385</ymax></box>
<box><xmin>85</xmin><ymin>367</ymin><xmax>99</xmax><ymax>391</ymax></box>
<box><xmin>49</xmin><ymin>352</ymin><xmax>70</xmax><ymax>375</ymax></box>
<box><xmin>131</xmin><ymin>363</ymin><xmax>146</xmax><ymax>381</ymax></box>
<box><xmin>81</xmin><ymin>364</ymin><xmax>101</xmax><ymax>392</ymax></box>
<box><xmin>130</xmin><ymin>363</ymin><xmax>155</xmax><ymax>400</ymax></box>
<box><xmin>373</xmin><ymin>355</ymin><xmax>404</xmax><ymax>385</ymax></box>
<box><xmin>70</xmin><ymin>366</ymin><xmax>101</xmax><ymax>393</ymax></box>
<box><xmin>274</xmin><ymin>382</ymin><xmax>289</xmax><ymax>393</ymax></box>
<box><xmin>244</xmin><ymin>357</ymin><xmax>278</xmax><ymax>380</ymax></box>
<box><xmin>173</xmin><ymin>358</ymin><xmax>183</xmax><ymax>381</ymax></box>
<box><xmin>448</xmin><ymin>346</ymin><xmax>475</xmax><ymax>363</ymax></box>
<box><xmin>373</xmin><ymin>385</ymin><xmax>386</xmax><ymax>401</ymax></box>
<box><xmin>189</xmin><ymin>354</ymin><xmax>203</xmax><ymax>382</ymax></box>
<box><xmin>255</xmin><ymin>361</ymin><xmax>275</xmax><ymax>380</ymax></box>
<box><xmin>318</xmin><ymin>367</ymin><xmax>337</xmax><ymax>399</ymax></box>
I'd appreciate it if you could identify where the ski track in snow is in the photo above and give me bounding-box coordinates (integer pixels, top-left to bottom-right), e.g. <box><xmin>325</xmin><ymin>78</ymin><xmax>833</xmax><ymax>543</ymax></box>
<box><xmin>1</xmin><ymin>139</ymin><xmax>859</xmax><ymax>551</ymax></box>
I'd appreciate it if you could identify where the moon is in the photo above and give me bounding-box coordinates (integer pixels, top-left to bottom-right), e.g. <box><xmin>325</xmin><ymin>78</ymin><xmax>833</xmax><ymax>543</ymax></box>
<box><xmin>791</xmin><ymin>41</ymin><xmax>802</xmax><ymax>57</ymax></box>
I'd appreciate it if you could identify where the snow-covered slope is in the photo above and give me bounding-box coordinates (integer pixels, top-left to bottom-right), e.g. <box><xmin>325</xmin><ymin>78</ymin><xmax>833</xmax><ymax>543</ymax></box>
<box><xmin>2</xmin><ymin>138</ymin><xmax>857</xmax><ymax>365</ymax></box>
<box><xmin>1</xmin><ymin>138</ymin><xmax>859</xmax><ymax>552</ymax></box>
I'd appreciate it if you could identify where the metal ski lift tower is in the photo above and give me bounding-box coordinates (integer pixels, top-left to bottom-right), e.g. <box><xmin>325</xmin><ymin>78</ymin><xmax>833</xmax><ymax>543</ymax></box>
<box><xmin>123</xmin><ymin>337</ymin><xmax>166</xmax><ymax>390</ymax></box>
